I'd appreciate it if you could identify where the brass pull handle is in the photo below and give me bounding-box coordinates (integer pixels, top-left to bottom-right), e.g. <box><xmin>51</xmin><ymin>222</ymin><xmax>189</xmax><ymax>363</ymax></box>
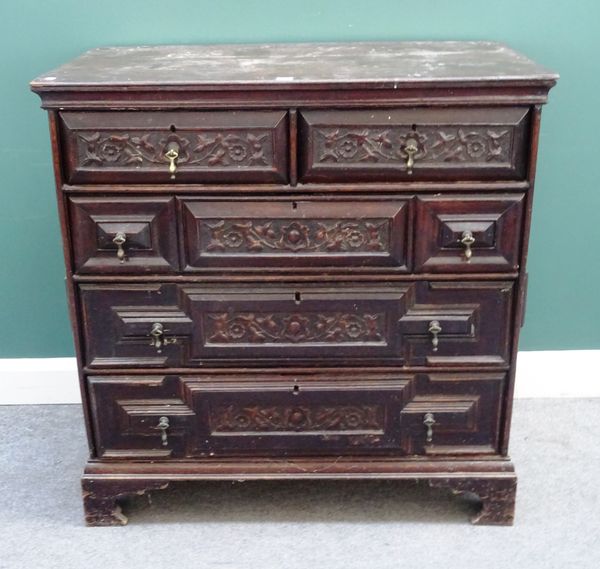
<box><xmin>149</xmin><ymin>322</ymin><xmax>165</xmax><ymax>349</ymax></box>
<box><xmin>112</xmin><ymin>232</ymin><xmax>127</xmax><ymax>263</ymax></box>
<box><xmin>164</xmin><ymin>143</ymin><xmax>179</xmax><ymax>179</ymax></box>
<box><xmin>423</xmin><ymin>412</ymin><xmax>436</xmax><ymax>443</ymax></box>
<box><xmin>149</xmin><ymin>322</ymin><xmax>176</xmax><ymax>350</ymax></box>
<box><xmin>404</xmin><ymin>138</ymin><xmax>418</xmax><ymax>175</ymax></box>
<box><xmin>428</xmin><ymin>320</ymin><xmax>442</xmax><ymax>352</ymax></box>
<box><xmin>156</xmin><ymin>416</ymin><xmax>170</xmax><ymax>446</ymax></box>
<box><xmin>460</xmin><ymin>230</ymin><xmax>476</xmax><ymax>261</ymax></box>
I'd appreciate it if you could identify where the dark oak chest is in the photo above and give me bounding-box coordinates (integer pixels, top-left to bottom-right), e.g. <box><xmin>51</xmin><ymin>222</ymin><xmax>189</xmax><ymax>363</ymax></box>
<box><xmin>31</xmin><ymin>41</ymin><xmax>557</xmax><ymax>525</ymax></box>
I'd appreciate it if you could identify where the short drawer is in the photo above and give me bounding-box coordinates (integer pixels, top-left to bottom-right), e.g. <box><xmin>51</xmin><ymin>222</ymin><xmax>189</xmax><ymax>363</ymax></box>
<box><xmin>180</xmin><ymin>198</ymin><xmax>409</xmax><ymax>270</ymax></box>
<box><xmin>87</xmin><ymin>371</ymin><xmax>504</xmax><ymax>459</ymax></box>
<box><xmin>60</xmin><ymin>111</ymin><xmax>288</xmax><ymax>184</ymax></box>
<box><xmin>414</xmin><ymin>194</ymin><xmax>524</xmax><ymax>272</ymax></box>
<box><xmin>79</xmin><ymin>281</ymin><xmax>513</xmax><ymax>368</ymax></box>
<box><xmin>299</xmin><ymin>107</ymin><xmax>529</xmax><ymax>182</ymax></box>
<box><xmin>69</xmin><ymin>197</ymin><xmax>180</xmax><ymax>273</ymax></box>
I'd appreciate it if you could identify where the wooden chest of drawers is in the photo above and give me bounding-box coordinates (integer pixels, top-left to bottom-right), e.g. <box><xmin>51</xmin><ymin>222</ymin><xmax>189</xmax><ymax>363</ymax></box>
<box><xmin>31</xmin><ymin>42</ymin><xmax>557</xmax><ymax>526</ymax></box>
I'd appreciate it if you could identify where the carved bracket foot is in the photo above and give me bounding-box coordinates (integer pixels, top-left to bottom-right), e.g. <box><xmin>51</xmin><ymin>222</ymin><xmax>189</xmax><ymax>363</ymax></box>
<box><xmin>429</xmin><ymin>476</ymin><xmax>517</xmax><ymax>525</ymax></box>
<box><xmin>81</xmin><ymin>478</ymin><xmax>170</xmax><ymax>526</ymax></box>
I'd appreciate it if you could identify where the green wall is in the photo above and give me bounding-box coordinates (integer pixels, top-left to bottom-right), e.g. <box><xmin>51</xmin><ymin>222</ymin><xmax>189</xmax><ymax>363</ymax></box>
<box><xmin>1</xmin><ymin>0</ymin><xmax>598</xmax><ymax>357</ymax></box>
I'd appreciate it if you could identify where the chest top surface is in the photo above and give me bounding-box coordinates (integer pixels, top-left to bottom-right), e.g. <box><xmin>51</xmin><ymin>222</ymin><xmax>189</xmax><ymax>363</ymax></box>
<box><xmin>31</xmin><ymin>41</ymin><xmax>557</xmax><ymax>91</ymax></box>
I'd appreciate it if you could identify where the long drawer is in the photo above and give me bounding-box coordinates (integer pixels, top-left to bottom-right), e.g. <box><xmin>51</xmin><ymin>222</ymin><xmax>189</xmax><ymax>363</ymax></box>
<box><xmin>79</xmin><ymin>281</ymin><xmax>513</xmax><ymax>368</ymax></box>
<box><xmin>87</xmin><ymin>371</ymin><xmax>505</xmax><ymax>459</ymax></box>
<box><xmin>68</xmin><ymin>194</ymin><xmax>524</xmax><ymax>274</ymax></box>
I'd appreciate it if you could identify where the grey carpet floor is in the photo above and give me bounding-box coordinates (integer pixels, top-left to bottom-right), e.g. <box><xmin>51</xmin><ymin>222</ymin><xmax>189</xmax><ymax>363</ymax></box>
<box><xmin>0</xmin><ymin>399</ymin><xmax>599</xmax><ymax>569</ymax></box>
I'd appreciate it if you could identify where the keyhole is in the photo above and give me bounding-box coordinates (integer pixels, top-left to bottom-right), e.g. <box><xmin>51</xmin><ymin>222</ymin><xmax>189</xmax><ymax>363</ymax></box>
<box><xmin>169</xmin><ymin>124</ymin><xmax>177</xmax><ymax>132</ymax></box>
<box><xmin>411</xmin><ymin>123</ymin><xmax>417</xmax><ymax>131</ymax></box>
<box><xmin>294</xmin><ymin>291</ymin><xmax>302</xmax><ymax>304</ymax></box>
<box><xmin>292</xmin><ymin>384</ymin><xmax>300</xmax><ymax>395</ymax></box>
<box><xmin>292</xmin><ymin>201</ymin><xmax>298</xmax><ymax>210</ymax></box>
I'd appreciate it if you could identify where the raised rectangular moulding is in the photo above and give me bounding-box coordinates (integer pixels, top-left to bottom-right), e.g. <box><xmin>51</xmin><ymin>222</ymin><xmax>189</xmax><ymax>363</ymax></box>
<box><xmin>179</xmin><ymin>198</ymin><xmax>409</xmax><ymax>271</ymax></box>
<box><xmin>86</xmin><ymin>371</ymin><xmax>504</xmax><ymax>458</ymax></box>
<box><xmin>414</xmin><ymin>193</ymin><xmax>525</xmax><ymax>272</ymax></box>
<box><xmin>69</xmin><ymin>196</ymin><xmax>180</xmax><ymax>273</ymax></box>
<box><xmin>298</xmin><ymin>107</ymin><xmax>530</xmax><ymax>182</ymax></box>
<box><xmin>78</xmin><ymin>281</ymin><xmax>514</xmax><ymax>368</ymax></box>
<box><xmin>60</xmin><ymin>110</ymin><xmax>289</xmax><ymax>184</ymax></box>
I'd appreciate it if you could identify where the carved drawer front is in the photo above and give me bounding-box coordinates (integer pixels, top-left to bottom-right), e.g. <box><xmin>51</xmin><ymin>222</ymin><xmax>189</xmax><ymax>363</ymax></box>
<box><xmin>87</xmin><ymin>372</ymin><xmax>503</xmax><ymax>459</ymax></box>
<box><xmin>187</xmin><ymin>374</ymin><xmax>411</xmax><ymax>456</ymax></box>
<box><xmin>179</xmin><ymin>198</ymin><xmax>409</xmax><ymax>270</ymax></box>
<box><xmin>60</xmin><ymin>111</ymin><xmax>288</xmax><ymax>184</ymax></box>
<box><xmin>298</xmin><ymin>107</ymin><xmax>529</xmax><ymax>182</ymax></box>
<box><xmin>69</xmin><ymin>197</ymin><xmax>180</xmax><ymax>273</ymax></box>
<box><xmin>414</xmin><ymin>194</ymin><xmax>524</xmax><ymax>272</ymax></box>
<box><xmin>399</xmin><ymin>372</ymin><xmax>505</xmax><ymax>456</ymax></box>
<box><xmin>79</xmin><ymin>281</ymin><xmax>513</xmax><ymax>368</ymax></box>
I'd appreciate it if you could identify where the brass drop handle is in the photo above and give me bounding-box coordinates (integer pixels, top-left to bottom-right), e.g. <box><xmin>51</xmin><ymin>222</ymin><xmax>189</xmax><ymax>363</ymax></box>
<box><xmin>149</xmin><ymin>322</ymin><xmax>177</xmax><ymax>350</ymax></box>
<box><xmin>428</xmin><ymin>320</ymin><xmax>442</xmax><ymax>352</ymax></box>
<box><xmin>149</xmin><ymin>322</ymin><xmax>165</xmax><ymax>349</ymax></box>
<box><xmin>423</xmin><ymin>412</ymin><xmax>436</xmax><ymax>443</ymax></box>
<box><xmin>112</xmin><ymin>232</ymin><xmax>127</xmax><ymax>262</ymax></box>
<box><xmin>164</xmin><ymin>143</ymin><xmax>179</xmax><ymax>179</ymax></box>
<box><xmin>156</xmin><ymin>416</ymin><xmax>170</xmax><ymax>446</ymax></box>
<box><xmin>404</xmin><ymin>138</ymin><xmax>418</xmax><ymax>175</ymax></box>
<box><xmin>460</xmin><ymin>230</ymin><xmax>476</xmax><ymax>261</ymax></box>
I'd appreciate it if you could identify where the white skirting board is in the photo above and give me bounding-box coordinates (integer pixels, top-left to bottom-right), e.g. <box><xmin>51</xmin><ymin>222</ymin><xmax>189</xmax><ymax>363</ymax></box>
<box><xmin>0</xmin><ymin>350</ymin><xmax>598</xmax><ymax>404</ymax></box>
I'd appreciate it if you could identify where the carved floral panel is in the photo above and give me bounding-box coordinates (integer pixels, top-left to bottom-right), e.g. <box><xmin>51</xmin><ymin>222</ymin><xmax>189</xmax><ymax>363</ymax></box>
<box><xmin>314</xmin><ymin>126</ymin><xmax>512</xmax><ymax>165</ymax></box>
<box><xmin>202</xmin><ymin>218</ymin><xmax>389</xmax><ymax>254</ymax></box>
<box><xmin>206</xmin><ymin>312</ymin><xmax>385</xmax><ymax>344</ymax></box>
<box><xmin>212</xmin><ymin>404</ymin><xmax>383</xmax><ymax>432</ymax></box>
<box><xmin>76</xmin><ymin>130</ymin><xmax>273</xmax><ymax>169</ymax></box>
